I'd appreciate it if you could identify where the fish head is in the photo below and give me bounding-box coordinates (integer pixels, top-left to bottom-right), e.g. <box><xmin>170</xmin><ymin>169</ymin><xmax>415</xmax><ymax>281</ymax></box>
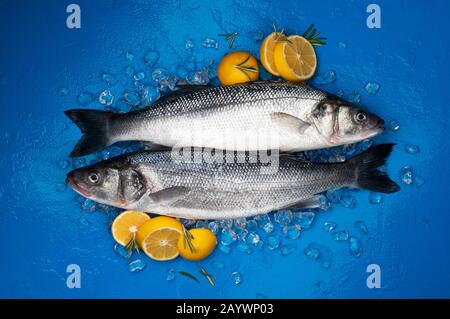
<box><xmin>310</xmin><ymin>97</ymin><xmax>384</xmax><ymax>145</ymax></box>
<box><xmin>66</xmin><ymin>158</ymin><xmax>148</xmax><ymax>207</ymax></box>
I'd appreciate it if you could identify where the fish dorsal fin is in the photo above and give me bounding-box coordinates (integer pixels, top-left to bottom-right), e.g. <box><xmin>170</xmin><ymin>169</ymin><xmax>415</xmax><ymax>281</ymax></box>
<box><xmin>148</xmin><ymin>186</ymin><xmax>191</xmax><ymax>204</ymax></box>
<box><xmin>155</xmin><ymin>84</ymin><xmax>213</xmax><ymax>104</ymax></box>
<box><xmin>270</xmin><ymin>112</ymin><xmax>311</xmax><ymax>135</ymax></box>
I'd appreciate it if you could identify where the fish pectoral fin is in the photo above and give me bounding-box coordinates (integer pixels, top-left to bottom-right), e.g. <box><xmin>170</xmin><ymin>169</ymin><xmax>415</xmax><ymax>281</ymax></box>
<box><xmin>139</xmin><ymin>142</ymin><xmax>171</xmax><ymax>152</ymax></box>
<box><xmin>148</xmin><ymin>186</ymin><xmax>191</xmax><ymax>204</ymax></box>
<box><xmin>270</xmin><ymin>112</ymin><xmax>311</xmax><ymax>135</ymax></box>
<box><xmin>281</xmin><ymin>195</ymin><xmax>324</xmax><ymax>210</ymax></box>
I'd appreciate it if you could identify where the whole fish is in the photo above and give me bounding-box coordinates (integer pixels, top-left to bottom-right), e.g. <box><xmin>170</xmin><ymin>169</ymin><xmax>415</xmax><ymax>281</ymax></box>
<box><xmin>65</xmin><ymin>81</ymin><xmax>384</xmax><ymax>157</ymax></box>
<box><xmin>66</xmin><ymin>144</ymin><xmax>399</xmax><ymax>219</ymax></box>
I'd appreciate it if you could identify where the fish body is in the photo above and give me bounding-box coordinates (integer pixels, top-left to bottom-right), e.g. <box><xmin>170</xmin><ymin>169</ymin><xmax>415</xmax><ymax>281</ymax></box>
<box><xmin>65</xmin><ymin>81</ymin><xmax>384</xmax><ymax>157</ymax></box>
<box><xmin>66</xmin><ymin>144</ymin><xmax>399</xmax><ymax>219</ymax></box>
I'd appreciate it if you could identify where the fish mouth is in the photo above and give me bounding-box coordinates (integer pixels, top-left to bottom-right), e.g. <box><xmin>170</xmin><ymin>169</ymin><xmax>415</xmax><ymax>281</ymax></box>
<box><xmin>66</xmin><ymin>173</ymin><xmax>92</xmax><ymax>198</ymax></box>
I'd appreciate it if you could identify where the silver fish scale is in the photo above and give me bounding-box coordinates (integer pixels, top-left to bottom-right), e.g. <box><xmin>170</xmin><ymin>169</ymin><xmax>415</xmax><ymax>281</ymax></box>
<box><xmin>132</xmin><ymin>82</ymin><xmax>326</xmax><ymax>119</ymax></box>
<box><xmin>126</xmin><ymin>151</ymin><xmax>354</xmax><ymax>215</ymax></box>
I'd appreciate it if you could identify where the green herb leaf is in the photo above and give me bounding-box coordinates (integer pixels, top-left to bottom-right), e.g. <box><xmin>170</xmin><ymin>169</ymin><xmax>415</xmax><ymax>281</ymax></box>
<box><xmin>179</xmin><ymin>271</ymin><xmax>200</xmax><ymax>283</ymax></box>
<box><xmin>125</xmin><ymin>233</ymin><xmax>140</xmax><ymax>254</ymax></box>
<box><xmin>200</xmin><ymin>267</ymin><xmax>215</xmax><ymax>287</ymax></box>
<box><xmin>302</xmin><ymin>23</ymin><xmax>327</xmax><ymax>46</ymax></box>
<box><xmin>183</xmin><ymin>227</ymin><xmax>197</xmax><ymax>254</ymax></box>
<box><xmin>218</xmin><ymin>32</ymin><xmax>238</xmax><ymax>48</ymax></box>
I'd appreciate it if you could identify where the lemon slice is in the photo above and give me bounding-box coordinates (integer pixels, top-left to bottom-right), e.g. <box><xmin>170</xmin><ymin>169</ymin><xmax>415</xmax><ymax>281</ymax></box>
<box><xmin>273</xmin><ymin>35</ymin><xmax>317</xmax><ymax>82</ymax></box>
<box><xmin>260</xmin><ymin>32</ymin><xmax>287</xmax><ymax>76</ymax></box>
<box><xmin>111</xmin><ymin>210</ymin><xmax>150</xmax><ymax>246</ymax></box>
<box><xmin>136</xmin><ymin>216</ymin><xmax>183</xmax><ymax>261</ymax></box>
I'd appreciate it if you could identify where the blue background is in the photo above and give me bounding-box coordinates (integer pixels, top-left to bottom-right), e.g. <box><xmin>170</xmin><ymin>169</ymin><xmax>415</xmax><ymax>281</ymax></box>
<box><xmin>0</xmin><ymin>0</ymin><xmax>449</xmax><ymax>298</ymax></box>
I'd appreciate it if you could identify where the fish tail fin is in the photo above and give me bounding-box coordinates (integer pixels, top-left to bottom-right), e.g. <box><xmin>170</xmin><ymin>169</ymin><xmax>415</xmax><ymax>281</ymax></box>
<box><xmin>350</xmin><ymin>143</ymin><xmax>400</xmax><ymax>193</ymax></box>
<box><xmin>64</xmin><ymin>109</ymin><xmax>116</xmax><ymax>157</ymax></box>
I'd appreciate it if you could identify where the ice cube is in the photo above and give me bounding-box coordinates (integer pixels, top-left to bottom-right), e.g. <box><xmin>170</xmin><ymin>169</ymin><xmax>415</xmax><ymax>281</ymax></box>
<box><xmin>354</xmin><ymin>221</ymin><xmax>368</xmax><ymax>235</ymax></box>
<box><xmin>319</xmin><ymin>195</ymin><xmax>330</xmax><ymax>210</ymax></box>
<box><xmin>114</xmin><ymin>243</ymin><xmax>131</xmax><ymax>258</ymax></box>
<box><xmin>267</xmin><ymin>235</ymin><xmax>280</xmax><ymax>250</ymax></box>
<box><xmin>219</xmin><ymin>219</ymin><xmax>233</xmax><ymax>229</ymax></box>
<box><xmin>231</xmin><ymin>271</ymin><xmax>242</xmax><ymax>285</ymax></box>
<box><xmin>177</xmin><ymin>65</ymin><xmax>189</xmax><ymax>79</ymax></box>
<box><xmin>400</xmin><ymin>166</ymin><xmax>413</xmax><ymax>185</ymax></box>
<box><xmin>280</xmin><ymin>244</ymin><xmax>297</xmax><ymax>256</ymax></box>
<box><xmin>220</xmin><ymin>228</ymin><xmax>237</xmax><ymax>245</ymax></box>
<box><xmin>98</xmin><ymin>90</ymin><xmax>114</xmax><ymax>106</ymax></box>
<box><xmin>333</xmin><ymin>230</ymin><xmax>349</xmax><ymax>241</ymax></box>
<box><xmin>195</xmin><ymin>220</ymin><xmax>208</xmax><ymax>228</ymax></box>
<box><xmin>337</xmin><ymin>41</ymin><xmax>347</xmax><ymax>49</ymax></box>
<box><xmin>207</xmin><ymin>221</ymin><xmax>219</xmax><ymax>234</ymax></box>
<box><xmin>236</xmin><ymin>241</ymin><xmax>252</xmax><ymax>254</ymax></box>
<box><xmin>321</xmin><ymin>261</ymin><xmax>331</xmax><ymax>269</ymax></box>
<box><xmin>234</xmin><ymin>217</ymin><xmax>247</xmax><ymax>229</ymax></box>
<box><xmin>405</xmin><ymin>143</ymin><xmax>420</xmax><ymax>154</ymax></box>
<box><xmin>140</xmin><ymin>86</ymin><xmax>160</xmax><ymax>106</ymax></box>
<box><xmin>128</xmin><ymin>259</ymin><xmax>146</xmax><ymax>273</ymax></box>
<box><xmin>152</xmin><ymin>68</ymin><xmax>170</xmax><ymax>82</ymax></box>
<box><xmin>185</xmin><ymin>40</ymin><xmax>194</xmax><ymax>51</ymax></box>
<box><xmin>414</xmin><ymin>176</ymin><xmax>425</xmax><ymax>188</ymax></box>
<box><xmin>125</xmin><ymin>66</ymin><xmax>134</xmax><ymax>77</ymax></box>
<box><xmin>166</xmin><ymin>268</ymin><xmax>176</xmax><ymax>281</ymax></box>
<box><xmin>77</xmin><ymin>92</ymin><xmax>93</xmax><ymax>106</ymax></box>
<box><xmin>187</xmin><ymin>69</ymin><xmax>209</xmax><ymax>85</ymax></box>
<box><xmin>246</xmin><ymin>219</ymin><xmax>258</xmax><ymax>231</ymax></box>
<box><xmin>133</xmin><ymin>71</ymin><xmax>145</xmax><ymax>81</ymax></box>
<box><xmin>340</xmin><ymin>194</ymin><xmax>356</xmax><ymax>208</ymax></box>
<box><xmin>58</xmin><ymin>159</ymin><xmax>70</xmax><ymax>169</ymax></box>
<box><xmin>57</xmin><ymin>87</ymin><xmax>69</xmax><ymax>96</ymax></box>
<box><xmin>293</xmin><ymin>212</ymin><xmax>315</xmax><ymax>229</ymax></box>
<box><xmin>212</xmin><ymin>260</ymin><xmax>225</xmax><ymax>269</ymax></box>
<box><xmin>365</xmin><ymin>82</ymin><xmax>380</xmax><ymax>95</ymax></box>
<box><xmin>326</xmin><ymin>188</ymin><xmax>343</xmax><ymax>203</ymax></box>
<box><xmin>124</xmin><ymin>91</ymin><xmax>140</xmax><ymax>106</ymax></box>
<box><xmin>283</xmin><ymin>225</ymin><xmax>301</xmax><ymax>240</ymax></box>
<box><xmin>349</xmin><ymin>236</ymin><xmax>363</xmax><ymax>257</ymax></box>
<box><xmin>313</xmin><ymin>70</ymin><xmax>336</xmax><ymax>85</ymax></box>
<box><xmin>218</xmin><ymin>243</ymin><xmax>230</xmax><ymax>254</ymax></box>
<box><xmin>202</xmin><ymin>38</ymin><xmax>218</xmax><ymax>49</ymax></box>
<box><xmin>158</xmin><ymin>76</ymin><xmax>178</xmax><ymax>92</ymax></box>
<box><xmin>261</xmin><ymin>220</ymin><xmax>274</xmax><ymax>234</ymax></box>
<box><xmin>236</xmin><ymin>228</ymin><xmax>249</xmax><ymax>241</ymax></box>
<box><xmin>388</xmin><ymin>120</ymin><xmax>400</xmax><ymax>132</ymax></box>
<box><xmin>369</xmin><ymin>192</ymin><xmax>382</xmax><ymax>204</ymax></box>
<box><xmin>246</xmin><ymin>232</ymin><xmax>260</xmax><ymax>246</ymax></box>
<box><xmin>348</xmin><ymin>91</ymin><xmax>361</xmax><ymax>104</ymax></box>
<box><xmin>81</xmin><ymin>199</ymin><xmax>96</xmax><ymax>212</ymax></box>
<box><xmin>336</xmin><ymin>89</ymin><xmax>344</xmax><ymax>97</ymax></box>
<box><xmin>125</xmin><ymin>51</ymin><xmax>134</xmax><ymax>62</ymax></box>
<box><xmin>274</xmin><ymin>210</ymin><xmax>293</xmax><ymax>226</ymax></box>
<box><xmin>144</xmin><ymin>50</ymin><xmax>160</xmax><ymax>67</ymax></box>
<box><xmin>304</xmin><ymin>245</ymin><xmax>321</xmax><ymax>260</ymax></box>
<box><xmin>252</xmin><ymin>31</ymin><xmax>264</xmax><ymax>42</ymax></box>
<box><xmin>322</xmin><ymin>221</ymin><xmax>337</xmax><ymax>232</ymax></box>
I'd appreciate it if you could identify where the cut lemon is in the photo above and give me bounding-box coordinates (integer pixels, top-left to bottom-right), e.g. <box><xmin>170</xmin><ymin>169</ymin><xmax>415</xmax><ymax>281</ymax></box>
<box><xmin>111</xmin><ymin>210</ymin><xmax>150</xmax><ymax>246</ymax></box>
<box><xmin>217</xmin><ymin>51</ymin><xmax>259</xmax><ymax>86</ymax></box>
<box><xmin>177</xmin><ymin>228</ymin><xmax>217</xmax><ymax>261</ymax></box>
<box><xmin>136</xmin><ymin>216</ymin><xmax>183</xmax><ymax>261</ymax></box>
<box><xmin>259</xmin><ymin>32</ymin><xmax>287</xmax><ymax>76</ymax></box>
<box><xmin>273</xmin><ymin>35</ymin><xmax>317</xmax><ymax>82</ymax></box>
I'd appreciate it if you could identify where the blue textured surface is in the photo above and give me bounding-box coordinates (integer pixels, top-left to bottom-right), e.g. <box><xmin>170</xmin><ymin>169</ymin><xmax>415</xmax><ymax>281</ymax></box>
<box><xmin>0</xmin><ymin>0</ymin><xmax>449</xmax><ymax>298</ymax></box>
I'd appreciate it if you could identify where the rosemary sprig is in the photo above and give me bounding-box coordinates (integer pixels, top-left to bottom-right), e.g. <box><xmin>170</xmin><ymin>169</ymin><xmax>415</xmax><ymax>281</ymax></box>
<box><xmin>234</xmin><ymin>55</ymin><xmax>258</xmax><ymax>81</ymax></box>
<box><xmin>272</xmin><ymin>23</ymin><xmax>291</xmax><ymax>43</ymax></box>
<box><xmin>218</xmin><ymin>32</ymin><xmax>238</xmax><ymax>48</ymax></box>
<box><xmin>183</xmin><ymin>227</ymin><xmax>197</xmax><ymax>254</ymax></box>
<box><xmin>200</xmin><ymin>267</ymin><xmax>215</xmax><ymax>287</ymax></box>
<box><xmin>179</xmin><ymin>271</ymin><xmax>200</xmax><ymax>283</ymax></box>
<box><xmin>125</xmin><ymin>233</ymin><xmax>140</xmax><ymax>254</ymax></box>
<box><xmin>302</xmin><ymin>24</ymin><xmax>327</xmax><ymax>46</ymax></box>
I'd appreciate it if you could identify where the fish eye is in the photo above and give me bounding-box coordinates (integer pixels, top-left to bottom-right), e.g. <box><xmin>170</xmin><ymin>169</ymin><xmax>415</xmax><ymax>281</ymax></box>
<box><xmin>88</xmin><ymin>171</ymin><xmax>101</xmax><ymax>184</ymax></box>
<box><xmin>354</xmin><ymin>111</ymin><xmax>367</xmax><ymax>123</ymax></box>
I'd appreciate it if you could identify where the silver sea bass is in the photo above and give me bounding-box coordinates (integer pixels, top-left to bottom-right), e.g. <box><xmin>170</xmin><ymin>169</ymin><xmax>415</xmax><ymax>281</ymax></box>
<box><xmin>65</xmin><ymin>81</ymin><xmax>384</xmax><ymax>157</ymax></box>
<box><xmin>66</xmin><ymin>144</ymin><xmax>399</xmax><ymax>219</ymax></box>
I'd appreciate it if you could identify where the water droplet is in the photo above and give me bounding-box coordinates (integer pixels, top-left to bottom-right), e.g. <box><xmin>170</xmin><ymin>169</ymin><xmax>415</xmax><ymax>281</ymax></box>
<box><xmin>57</xmin><ymin>86</ymin><xmax>69</xmax><ymax>96</ymax></box>
<box><xmin>166</xmin><ymin>268</ymin><xmax>176</xmax><ymax>281</ymax></box>
<box><xmin>77</xmin><ymin>92</ymin><xmax>94</xmax><ymax>106</ymax></box>
<box><xmin>133</xmin><ymin>71</ymin><xmax>145</xmax><ymax>81</ymax></box>
<box><xmin>218</xmin><ymin>243</ymin><xmax>230</xmax><ymax>254</ymax></box>
<box><xmin>56</xmin><ymin>182</ymin><xmax>67</xmax><ymax>192</ymax></box>
<box><xmin>236</xmin><ymin>241</ymin><xmax>252</xmax><ymax>254</ymax></box>
<box><xmin>348</xmin><ymin>91</ymin><xmax>361</xmax><ymax>104</ymax></box>
<box><xmin>125</xmin><ymin>51</ymin><xmax>134</xmax><ymax>62</ymax></box>
<box><xmin>81</xmin><ymin>199</ymin><xmax>96</xmax><ymax>212</ymax></box>
<box><xmin>365</xmin><ymin>82</ymin><xmax>380</xmax><ymax>95</ymax></box>
<box><xmin>185</xmin><ymin>40</ymin><xmax>194</xmax><ymax>51</ymax></box>
<box><xmin>252</xmin><ymin>31</ymin><xmax>264</xmax><ymax>42</ymax></box>
<box><xmin>212</xmin><ymin>260</ymin><xmax>225</xmax><ymax>269</ymax></box>
<box><xmin>405</xmin><ymin>143</ymin><xmax>420</xmax><ymax>154</ymax></box>
<box><xmin>388</xmin><ymin>120</ymin><xmax>400</xmax><ymax>132</ymax></box>
<box><xmin>281</xmin><ymin>244</ymin><xmax>297</xmax><ymax>256</ymax></box>
<box><xmin>313</xmin><ymin>70</ymin><xmax>336</xmax><ymax>85</ymax></box>
<box><xmin>304</xmin><ymin>245</ymin><xmax>321</xmax><ymax>260</ymax></box>
<box><xmin>102</xmin><ymin>73</ymin><xmax>117</xmax><ymax>86</ymax></box>
<box><xmin>333</xmin><ymin>230</ymin><xmax>349</xmax><ymax>241</ymax></box>
<box><xmin>369</xmin><ymin>192</ymin><xmax>382</xmax><ymax>204</ymax></box>
<box><xmin>128</xmin><ymin>259</ymin><xmax>146</xmax><ymax>272</ymax></box>
<box><xmin>400</xmin><ymin>166</ymin><xmax>413</xmax><ymax>185</ymax></box>
<box><xmin>202</xmin><ymin>38</ymin><xmax>219</xmax><ymax>49</ymax></box>
<box><xmin>322</xmin><ymin>221</ymin><xmax>337</xmax><ymax>232</ymax></box>
<box><xmin>231</xmin><ymin>271</ymin><xmax>242</xmax><ymax>285</ymax></box>
<box><xmin>337</xmin><ymin>41</ymin><xmax>347</xmax><ymax>49</ymax></box>
<box><xmin>340</xmin><ymin>194</ymin><xmax>356</xmax><ymax>208</ymax></box>
<box><xmin>58</xmin><ymin>159</ymin><xmax>70</xmax><ymax>169</ymax></box>
<box><xmin>98</xmin><ymin>90</ymin><xmax>114</xmax><ymax>106</ymax></box>
<box><xmin>349</xmin><ymin>236</ymin><xmax>363</xmax><ymax>257</ymax></box>
<box><xmin>354</xmin><ymin>221</ymin><xmax>368</xmax><ymax>235</ymax></box>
